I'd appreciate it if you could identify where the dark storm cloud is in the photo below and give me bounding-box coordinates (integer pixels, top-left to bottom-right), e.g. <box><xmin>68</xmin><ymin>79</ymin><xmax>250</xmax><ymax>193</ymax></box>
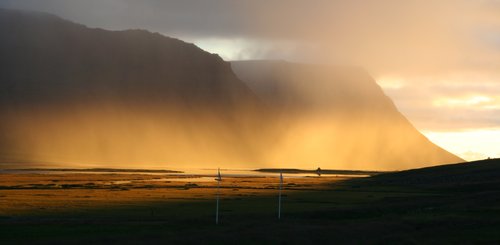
<box><xmin>0</xmin><ymin>0</ymin><xmax>258</xmax><ymax>38</ymax></box>
<box><xmin>2</xmin><ymin>0</ymin><xmax>499</xmax><ymax>75</ymax></box>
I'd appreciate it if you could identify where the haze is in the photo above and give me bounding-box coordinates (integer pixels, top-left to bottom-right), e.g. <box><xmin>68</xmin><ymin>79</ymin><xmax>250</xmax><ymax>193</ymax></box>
<box><xmin>1</xmin><ymin>0</ymin><xmax>499</xmax><ymax>162</ymax></box>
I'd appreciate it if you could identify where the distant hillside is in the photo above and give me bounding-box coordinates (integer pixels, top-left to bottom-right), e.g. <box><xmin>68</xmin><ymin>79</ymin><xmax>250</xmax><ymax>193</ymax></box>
<box><xmin>231</xmin><ymin>60</ymin><xmax>462</xmax><ymax>170</ymax></box>
<box><xmin>368</xmin><ymin>158</ymin><xmax>500</xmax><ymax>189</ymax></box>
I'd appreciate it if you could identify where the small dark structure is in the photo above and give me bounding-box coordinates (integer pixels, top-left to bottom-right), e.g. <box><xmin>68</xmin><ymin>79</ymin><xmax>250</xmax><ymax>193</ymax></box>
<box><xmin>316</xmin><ymin>167</ymin><xmax>322</xmax><ymax>177</ymax></box>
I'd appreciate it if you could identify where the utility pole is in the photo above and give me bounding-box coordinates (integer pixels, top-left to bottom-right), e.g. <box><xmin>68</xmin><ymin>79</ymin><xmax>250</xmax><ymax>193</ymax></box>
<box><xmin>215</xmin><ymin>168</ymin><xmax>222</xmax><ymax>225</ymax></box>
<box><xmin>278</xmin><ymin>171</ymin><xmax>283</xmax><ymax>220</ymax></box>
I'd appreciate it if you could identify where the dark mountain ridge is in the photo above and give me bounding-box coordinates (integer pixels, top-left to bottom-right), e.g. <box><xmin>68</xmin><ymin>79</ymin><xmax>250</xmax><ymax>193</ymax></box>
<box><xmin>0</xmin><ymin>8</ymin><xmax>461</xmax><ymax>170</ymax></box>
<box><xmin>0</xmin><ymin>8</ymin><xmax>269</xmax><ymax>167</ymax></box>
<box><xmin>0</xmin><ymin>8</ymin><xmax>256</xmax><ymax>107</ymax></box>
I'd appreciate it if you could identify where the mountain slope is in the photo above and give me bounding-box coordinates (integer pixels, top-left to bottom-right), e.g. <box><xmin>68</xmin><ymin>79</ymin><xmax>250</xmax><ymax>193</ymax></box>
<box><xmin>0</xmin><ymin>9</ymin><xmax>462</xmax><ymax>170</ymax></box>
<box><xmin>231</xmin><ymin>60</ymin><xmax>462</xmax><ymax>170</ymax></box>
<box><xmin>0</xmin><ymin>9</ymin><xmax>269</xmax><ymax>168</ymax></box>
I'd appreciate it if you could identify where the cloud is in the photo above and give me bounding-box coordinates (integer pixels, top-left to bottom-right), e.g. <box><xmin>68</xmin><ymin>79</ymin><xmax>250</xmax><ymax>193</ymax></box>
<box><xmin>1</xmin><ymin>0</ymin><xmax>498</xmax><ymax>76</ymax></box>
<box><xmin>380</xmin><ymin>72</ymin><xmax>500</xmax><ymax>131</ymax></box>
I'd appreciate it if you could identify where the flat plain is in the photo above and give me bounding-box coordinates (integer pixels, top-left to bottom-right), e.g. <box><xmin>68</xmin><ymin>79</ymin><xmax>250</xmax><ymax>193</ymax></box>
<box><xmin>1</xmin><ymin>159</ymin><xmax>500</xmax><ymax>244</ymax></box>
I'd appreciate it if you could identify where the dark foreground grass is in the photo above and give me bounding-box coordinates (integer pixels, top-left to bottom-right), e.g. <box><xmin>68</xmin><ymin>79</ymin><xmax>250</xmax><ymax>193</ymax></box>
<box><xmin>2</xmin><ymin>159</ymin><xmax>500</xmax><ymax>244</ymax></box>
<box><xmin>2</xmin><ymin>188</ymin><xmax>500</xmax><ymax>244</ymax></box>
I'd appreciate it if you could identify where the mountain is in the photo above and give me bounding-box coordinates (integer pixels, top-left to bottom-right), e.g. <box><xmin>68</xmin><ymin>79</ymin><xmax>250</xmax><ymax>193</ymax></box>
<box><xmin>231</xmin><ymin>60</ymin><xmax>463</xmax><ymax>170</ymax></box>
<box><xmin>0</xmin><ymin>8</ymin><xmax>461</xmax><ymax>170</ymax></box>
<box><xmin>0</xmin><ymin>8</ymin><xmax>270</xmax><ymax>168</ymax></box>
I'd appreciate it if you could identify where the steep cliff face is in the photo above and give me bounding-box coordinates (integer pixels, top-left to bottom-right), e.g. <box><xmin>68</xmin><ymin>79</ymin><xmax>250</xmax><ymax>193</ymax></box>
<box><xmin>231</xmin><ymin>60</ymin><xmax>463</xmax><ymax>170</ymax></box>
<box><xmin>0</xmin><ymin>9</ymin><xmax>268</xmax><ymax>168</ymax></box>
<box><xmin>0</xmin><ymin>9</ymin><xmax>461</xmax><ymax>170</ymax></box>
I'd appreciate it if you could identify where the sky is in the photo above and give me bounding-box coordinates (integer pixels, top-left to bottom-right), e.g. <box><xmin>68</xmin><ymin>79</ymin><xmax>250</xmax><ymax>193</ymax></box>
<box><xmin>1</xmin><ymin>0</ymin><xmax>499</xmax><ymax>160</ymax></box>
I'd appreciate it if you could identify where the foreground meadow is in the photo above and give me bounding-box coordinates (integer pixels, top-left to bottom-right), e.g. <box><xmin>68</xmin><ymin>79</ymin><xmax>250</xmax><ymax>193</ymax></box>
<box><xmin>1</xmin><ymin>160</ymin><xmax>500</xmax><ymax>244</ymax></box>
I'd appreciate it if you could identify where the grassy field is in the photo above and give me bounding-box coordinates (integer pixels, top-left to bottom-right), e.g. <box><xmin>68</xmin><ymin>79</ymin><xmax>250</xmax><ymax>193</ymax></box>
<box><xmin>1</xmin><ymin>159</ymin><xmax>500</xmax><ymax>244</ymax></box>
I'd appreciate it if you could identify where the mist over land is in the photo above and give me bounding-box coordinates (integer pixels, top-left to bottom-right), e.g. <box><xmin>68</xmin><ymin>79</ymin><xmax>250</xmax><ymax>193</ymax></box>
<box><xmin>232</xmin><ymin>61</ymin><xmax>462</xmax><ymax>169</ymax></box>
<box><xmin>0</xmin><ymin>8</ymin><xmax>462</xmax><ymax>170</ymax></box>
<box><xmin>2</xmin><ymin>4</ymin><xmax>500</xmax><ymax>245</ymax></box>
<box><xmin>0</xmin><ymin>8</ymin><xmax>270</xmax><ymax>168</ymax></box>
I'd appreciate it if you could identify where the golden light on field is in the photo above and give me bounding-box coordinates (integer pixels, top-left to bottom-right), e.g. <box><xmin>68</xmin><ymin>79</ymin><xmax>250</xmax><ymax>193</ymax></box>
<box><xmin>1</xmin><ymin>2</ymin><xmax>500</xmax><ymax>244</ymax></box>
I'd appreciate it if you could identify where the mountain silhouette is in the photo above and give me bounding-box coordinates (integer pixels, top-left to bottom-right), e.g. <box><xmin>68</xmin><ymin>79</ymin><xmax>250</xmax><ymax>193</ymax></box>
<box><xmin>0</xmin><ymin>9</ymin><xmax>462</xmax><ymax>170</ymax></box>
<box><xmin>0</xmin><ymin>8</ymin><xmax>269</xmax><ymax>167</ymax></box>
